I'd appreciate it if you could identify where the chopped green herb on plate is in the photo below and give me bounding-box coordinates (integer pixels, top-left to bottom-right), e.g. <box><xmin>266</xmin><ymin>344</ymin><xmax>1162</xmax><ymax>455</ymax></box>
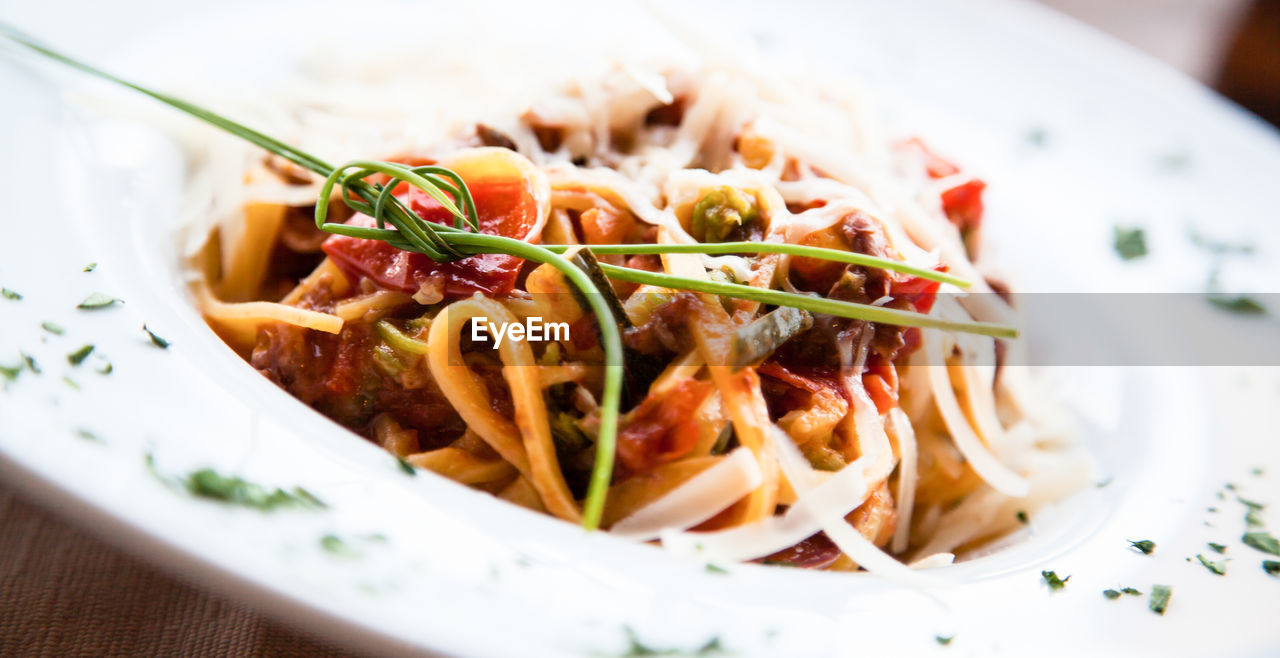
<box><xmin>1149</xmin><ymin>585</ymin><xmax>1173</xmax><ymax>615</ymax></box>
<box><xmin>77</xmin><ymin>292</ymin><xmax>121</xmax><ymax>309</ymax></box>
<box><xmin>1112</xmin><ymin>226</ymin><xmax>1147</xmax><ymax>260</ymax></box>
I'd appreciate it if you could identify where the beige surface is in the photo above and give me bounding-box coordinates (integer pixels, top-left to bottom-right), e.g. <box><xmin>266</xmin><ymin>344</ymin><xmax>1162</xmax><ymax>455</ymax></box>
<box><xmin>0</xmin><ymin>484</ymin><xmax>351</xmax><ymax>657</ymax></box>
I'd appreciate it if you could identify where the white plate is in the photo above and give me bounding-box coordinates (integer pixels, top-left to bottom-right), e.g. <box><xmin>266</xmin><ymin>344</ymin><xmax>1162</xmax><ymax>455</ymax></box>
<box><xmin>1</xmin><ymin>1</ymin><xmax>1278</xmax><ymax>656</ymax></box>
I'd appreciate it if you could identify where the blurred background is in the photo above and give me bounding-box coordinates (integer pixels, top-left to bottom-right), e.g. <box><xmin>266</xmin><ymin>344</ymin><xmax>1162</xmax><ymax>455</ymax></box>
<box><xmin>0</xmin><ymin>0</ymin><xmax>1276</xmax><ymax>655</ymax></box>
<box><xmin>1038</xmin><ymin>0</ymin><xmax>1280</xmax><ymax>126</ymax></box>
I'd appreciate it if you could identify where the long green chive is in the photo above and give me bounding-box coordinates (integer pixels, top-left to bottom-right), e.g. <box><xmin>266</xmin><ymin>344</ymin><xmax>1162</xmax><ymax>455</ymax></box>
<box><xmin>592</xmin><ymin>261</ymin><xmax>1016</xmax><ymax>338</ymax></box>
<box><xmin>540</xmin><ymin>242</ymin><xmax>971</xmax><ymax>288</ymax></box>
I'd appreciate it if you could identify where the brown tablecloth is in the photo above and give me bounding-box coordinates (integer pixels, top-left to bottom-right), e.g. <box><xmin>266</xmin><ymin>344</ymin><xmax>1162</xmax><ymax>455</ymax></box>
<box><xmin>0</xmin><ymin>482</ymin><xmax>351</xmax><ymax>657</ymax></box>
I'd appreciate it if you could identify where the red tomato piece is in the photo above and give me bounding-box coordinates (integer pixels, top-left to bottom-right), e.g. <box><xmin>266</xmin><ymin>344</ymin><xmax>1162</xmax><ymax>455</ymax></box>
<box><xmin>862</xmin><ymin>355</ymin><xmax>899</xmax><ymax>415</ymax></box>
<box><xmin>322</xmin><ymin>179</ymin><xmax>539</xmax><ymax>297</ymax></box>
<box><xmin>940</xmin><ymin>179</ymin><xmax>986</xmax><ymax>236</ymax></box>
<box><xmin>616</xmin><ymin>379</ymin><xmax>715</xmax><ymax>476</ymax></box>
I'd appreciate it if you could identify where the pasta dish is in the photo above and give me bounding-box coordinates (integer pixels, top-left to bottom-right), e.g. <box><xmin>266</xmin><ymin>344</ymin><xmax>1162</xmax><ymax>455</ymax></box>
<box><xmin>1</xmin><ymin>21</ymin><xmax>1087</xmax><ymax>574</ymax></box>
<box><xmin>185</xmin><ymin>62</ymin><xmax>1089</xmax><ymax>573</ymax></box>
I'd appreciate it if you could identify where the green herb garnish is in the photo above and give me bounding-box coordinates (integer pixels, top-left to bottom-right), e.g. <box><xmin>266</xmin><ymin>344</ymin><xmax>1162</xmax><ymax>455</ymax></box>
<box><xmin>97</xmin><ymin>361</ymin><xmax>112</xmax><ymax>375</ymax></box>
<box><xmin>705</xmin><ymin>563</ymin><xmax>728</xmax><ymax>575</ymax></box>
<box><xmin>1240</xmin><ymin>497</ymin><xmax>1266</xmax><ymax>526</ymax></box>
<box><xmin>62</xmin><ymin>376</ymin><xmax>79</xmax><ymax>390</ymax></box>
<box><xmin>142</xmin><ymin>324</ymin><xmax>170</xmax><ymax>348</ymax></box>
<box><xmin>0</xmin><ymin>362</ymin><xmax>21</xmax><ymax>381</ymax></box>
<box><xmin>1243</xmin><ymin>530</ymin><xmax>1280</xmax><ymax>556</ymax></box>
<box><xmin>1</xmin><ymin>287</ymin><xmax>21</xmax><ymax>300</ymax></box>
<box><xmin>1102</xmin><ymin>589</ymin><xmax>1121</xmax><ymax>600</ymax></box>
<box><xmin>1264</xmin><ymin>560</ymin><xmax>1279</xmax><ymax>576</ymax></box>
<box><xmin>2</xmin><ymin>24</ymin><xmax>1020</xmax><ymax>532</ymax></box>
<box><xmin>621</xmin><ymin>627</ymin><xmax>724</xmax><ymax>657</ymax></box>
<box><xmin>320</xmin><ymin>534</ymin><xmax>359</xmax><ymax>557</ymax></box>
<box><xmin>75</xmin><ymin>428</ymin><xmax>102</xmax><ymax>442</ymax></box>
<box><xmin>1113</xmin><ymin>226</ymin><xmax>1147</xmax><ymax>260</ymax></box>
<box><xmin>1041</xmin><ymin>570</ymin><xmax>1069</xmax><ymax>591</ymax></box>
<box><xmin>1195</xmin><ymin>553</ymin><xmax>1228</xmax><ymax>575</ymax></box>
<box><xmin>1016</xmin><ymin>510</ymin><xmax>1029</xmax><ymax>524</ymax></box>
<box><xmin>20</xmin><ymin>352</ymin><xmax>39</xmax><ymax>375</ymax></box>
<box><xmin>76</xmin><ymin>292</ymin><xmax>120</xmax><ymax>309</ymax></box>
<box><xmin>1121</xmin><ymin>587</ymin><xmax>1142</xmax><ymax>596</ymax></box>
<box><xmin>396</xmin><ymin>456</ymin><xmax>416</xmax><ymax>476</ymax></box>
<box><xmin>67</xmin><ymin>344</ymin><xmax>94</xmax><ymax>366</ymax></box>
<box><xmin>1208</xmin><ymin>542</ymin><xmax>1227</xmax><ymax>554</ymax></box>
<box><xmin>41</xmin><ymin>321</ymin><xmax>65</xmax><ymax>335</ymax></box>
<box><xmin>1155</xmin><ymin>151</ymin><xmax>1192</xmax><ymax>172</ymax></box>
<box><xmin>1189</xmin><ymin>228</ymin><xmax>1253</xmax><ymax>256</ymax></box>
<box><xmin>1208</xmin><ymin>296</ymin><xmax>1266</xmax><ymax>316</ymax></box>
<box><xmin>83</xmin><ymin>262</ymin><xmax>97</xmax><ymax>272</ymax></box>
<box><xmin>1149</xmin><ymin>584</ymin><xmax>1172</xmax><ymax>615</ymax></box>
<box><xmin>936</xmin><ymin>635</ymin><xmax>954</xmax><ymax>646</ymax></box>
<box><xmin>184</xmin><ymin>468</ymin><xmax>326</xmax><ymax>511</ymax></box>
<box><xmin>1128</xmin><ymin>539</ymin><xmax>1156</xmax><ymax>555</ymax></box>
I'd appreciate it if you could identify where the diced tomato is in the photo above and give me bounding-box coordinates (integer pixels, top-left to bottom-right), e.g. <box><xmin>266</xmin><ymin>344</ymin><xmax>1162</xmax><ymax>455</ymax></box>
<box><xmin>899</xmin><ymin>137</ymin><xmax>960</xmax><ymax>179</ymax></box>
<box><xmin>322</xmin><ymin>178</ymin><xmax>540</xmax><ymax>297</ymax></box>
<box><xmin>862</xmin><ymin>355</ymin><xmax>899</xmax><ymax>415</ymax></box>
<box><xmin>940</xmin><ymin>179</ymin><xmax>986</xmax><ymax>236</ymax></box>
<box><xmin>890</xmin><ymin>265</ymin><xmax>945</xmax><ymax>314</ymax></box>
<box><xmin>616</xmin><ymin>379</ymin><xmax>714</xmax><ymax>476</ymax></box>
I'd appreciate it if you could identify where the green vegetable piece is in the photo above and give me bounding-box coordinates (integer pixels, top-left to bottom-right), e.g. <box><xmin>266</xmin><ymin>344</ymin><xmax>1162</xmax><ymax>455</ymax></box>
<box><xmin>375</xmin><ymin>320</ymin><xmax>430</xmax><ymax>355</ymax></box>
<box><xmin>729</xmin><ymin>306</ymin><xmax>813</xmax><ymax>371</ymax></box>
<box><xmin>936</xmin><ymin>635</ymin><xmax>954</xmax><ymax>646</ymax></box>
<box><xmin>1102</xmin><ymin>589</ymin><xmax>1121</xmax><ymax>600</ymax></box>
<box><xmin>41</xmin><ymin>321</ymin><xmax>65</xmax><ymax>335</ymax></box>
<box><xmin>1264</xmin><ymin>560</ymin><xmax>1280</xmax><ymax>576</ymax></box>
<box><xmin>1208</xmin><ymin>542</ymin><xmax>1227</xmax><ymax>554</ymax></box>
<box><xmin>83</xmin><ymin>262</ymin><xmax>97</xmax><ymax>272</ymax></box>
<box><xmin>1</xmin><ymin>287</ymin><xmax>22</xmax><ymax>300</ymax></box>
<box><xmin>691</xmin><ymin>187</ymin><xmax>759</xmax><ymax>243</ymax></box>
<box><xmin>396</xmin><ymin>456</ymin><xmax>416</xmax><ymax>476</ymax></box>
